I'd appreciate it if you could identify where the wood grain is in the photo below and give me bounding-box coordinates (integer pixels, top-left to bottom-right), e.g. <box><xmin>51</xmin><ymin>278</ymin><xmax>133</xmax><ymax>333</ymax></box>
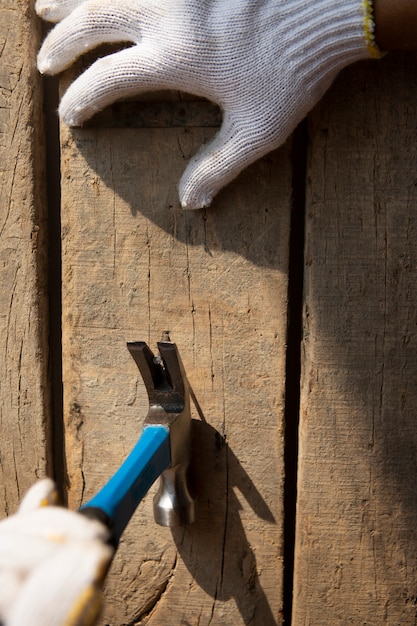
<box><xmin>294</xmin><ymin>53</ymin><xmax>417</xmax><ymax>625</ymax></box>
<box><xmin>0</xmin><ymin>0</ymin><xmax>49</xmax><ymax>516</ymax></box>
<box><xmin>4</xmin><ymin>4</ymin><xmax>417</xmax><ymax>623</ymax></box>
<box><xmin>60</xmin><ymin>115</ymin><xmax>291</xmax><ymax>624</ymax></box>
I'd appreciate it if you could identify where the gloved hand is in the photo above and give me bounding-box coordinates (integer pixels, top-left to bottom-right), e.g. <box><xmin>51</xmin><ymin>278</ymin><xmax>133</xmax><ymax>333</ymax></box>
<box><xmin>0</xmin><ymin>479</ymin><xmax>114</xmax><ymax>626</ymax></box>
<box><xmin>36</xmin><ymin>0</ymin><xmax>381</xmax><ymax>209</ymax></box>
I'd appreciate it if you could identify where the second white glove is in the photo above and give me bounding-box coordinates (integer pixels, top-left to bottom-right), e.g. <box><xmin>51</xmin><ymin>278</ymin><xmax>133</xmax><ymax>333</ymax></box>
<box><xmin>0</xmin><ymin>479</ymin><xmax>114</xmax><ymax>626</ymax></box>
<box><xmin>36</xmin><ymin>0</ymin><xmax>381</xmax><ymax>209</ymax></box>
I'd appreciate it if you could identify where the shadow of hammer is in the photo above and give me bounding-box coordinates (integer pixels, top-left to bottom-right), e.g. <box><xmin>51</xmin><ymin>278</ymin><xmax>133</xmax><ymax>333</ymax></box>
<box><xmin>80</xmin><ymin>341</ymin><xmax>197</xmax><ymax>545</ymax></box>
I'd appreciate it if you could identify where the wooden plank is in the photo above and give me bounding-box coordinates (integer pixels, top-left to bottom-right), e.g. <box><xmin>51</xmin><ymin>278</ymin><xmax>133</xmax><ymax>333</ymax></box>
<box><xmin>294</xmin><ymin>53</ymin><xmax>417</xmax><ymax>624</ymax></box>
<box><xmin>0</xmin><ymin>0</ymin><xmax>49</xmax><ymax>515</ymax></box>
<box><xmin>60</xmin><ymin>108</ymin><xmax>291</xmax><ymax>623</ymax></box>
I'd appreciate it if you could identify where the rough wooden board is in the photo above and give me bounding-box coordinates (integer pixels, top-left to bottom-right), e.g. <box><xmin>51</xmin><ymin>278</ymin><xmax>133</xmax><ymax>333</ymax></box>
<box><xmin>60</xmin><ymin>119</ymin><xmax>291</xmax><ymax>624</ymax></box>
<box><xmin>0</xmin><ymin>0</ymin><xmax>49</xmax><ymax>515</ymax></box>
<box><xmin>294</xmin><ymin>53</ymin><xmax>417</xmax><ymax>624</ymax></box>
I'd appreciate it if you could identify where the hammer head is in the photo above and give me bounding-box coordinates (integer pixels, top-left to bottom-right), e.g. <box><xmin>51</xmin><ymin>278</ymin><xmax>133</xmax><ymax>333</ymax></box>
<box><xmin>127</xmin><ymin>341</ymin><xmax>196</xmax><ymax>527</ymax></box>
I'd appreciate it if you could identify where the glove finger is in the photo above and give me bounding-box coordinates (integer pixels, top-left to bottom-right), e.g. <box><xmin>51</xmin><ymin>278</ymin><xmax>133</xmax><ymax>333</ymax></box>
<box><xmin>58</xmin><ymin>46</ymin><xmax>180</xmax><ymax>126</ymax></box>
<box><xmin>35</xmin><ymin>0</ymin><xmax>88</xmax><ymax>23</ymax></box>
<box><xmin>37</xmin><ymin>0</ymin><xmax>153</xmax><ymax>74</ymax></box>
<box><xmin>0</xmin><ymin>532</ymin><xmax>62</xmax><ymax>624</ymax></box>
<box><xmin>178</xmin><ymin>114</ymin><xmax>252</xmax><ymax>209</ymax></box>
<box><xmin>179</xmin><ymin>110</ymin><xmax>290</xmax><ymax>209</ymax></box>
<box><xmin>7</xmin><ymin>541</ymin><xmax>113</xmax><ymax>626</ymax></box>
<box><xmin>0</xmin><ymin>571</ymin><xmax>23</xmax><ymax>622</ymax></box>
<box><xmin>0</xmin><ymin>534</ymin><xmax>60</xmax><ymax>623</ymax></box>
<box><xmin>2</xmin><ymin>507</ymin><xmax>111</xmax><ymax>545</ymax></box>
<box><xmin>0</xmin><ymin>530</ymin><xmax>58</xmax><ymax>570</ymax></box>
<box><xmin>17</xmin><ymin>478</ymin><xmax>58</xmax><ymax>514</ymax></box>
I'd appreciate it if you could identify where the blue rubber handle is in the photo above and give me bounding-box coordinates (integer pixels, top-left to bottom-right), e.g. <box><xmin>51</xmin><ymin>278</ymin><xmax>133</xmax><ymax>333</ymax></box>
<box><xmin>81</xmin><ymin>425</ymin><xmax>170</xmax><ymax>542</ymax></box>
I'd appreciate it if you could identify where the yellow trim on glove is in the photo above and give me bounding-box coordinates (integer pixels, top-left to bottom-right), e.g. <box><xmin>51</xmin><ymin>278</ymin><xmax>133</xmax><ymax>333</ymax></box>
<box><xmin>362</xmin><ymin>0</ymin><xmax>383</xmax><ymax>58</ymax></box>
<box><xmin>63</xmin><ymin>584</ymin><xmax>103</xmax><ymax>626</ymax></box>
<box><xmin>62</xmin><ymin>548</ymin><xmax>112</xmax><ymax>626</ymax></box>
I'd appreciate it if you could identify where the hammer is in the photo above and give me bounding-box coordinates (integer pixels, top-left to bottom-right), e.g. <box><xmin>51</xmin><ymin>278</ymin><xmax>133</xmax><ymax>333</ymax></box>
<box><xmin>81</xmin><ymin>341</ymin><xmax>196</xmax><ymax>543</ymax></box>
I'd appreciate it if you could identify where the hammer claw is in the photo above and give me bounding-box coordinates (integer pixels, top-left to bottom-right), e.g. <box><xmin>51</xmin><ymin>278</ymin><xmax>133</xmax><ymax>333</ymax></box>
<box><xmin>156</xmin><ymin>342</ymin><xmax>185</xmax><ymax>395</ymax></box>
<box><xmin>127</xmin><ymin>341</ymin><xmax>168</xmax><ymax>396</ymax></box>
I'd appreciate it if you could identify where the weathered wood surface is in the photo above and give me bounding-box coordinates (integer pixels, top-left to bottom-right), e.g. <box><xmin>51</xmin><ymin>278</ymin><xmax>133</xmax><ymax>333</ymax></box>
<box><xmin>293</xmin><ymin>53</ymin><xmax>417</xmax><ymax>624</ymax></box>
<box><xmin>5</xmin><ymin>7</ymin><xmax>416</xmax><ymax>622</ymax></box>
<box><xmin>0</xmin><ymin>1</ymin><xmax>49</xmax><ymax>516</ymax></box>
<box><xmin>60</xmin><ymin>111</ymin><xmax>291</xmax><ymax>623</ymax></box>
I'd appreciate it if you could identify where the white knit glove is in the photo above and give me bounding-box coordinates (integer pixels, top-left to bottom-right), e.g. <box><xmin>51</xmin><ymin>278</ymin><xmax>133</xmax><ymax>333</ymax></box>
<box><xmin>0</xmin><ymin>479</ymin><xmax>113</xmax><ymax>626</ymax></box>
<box><xmin>36</xmin><ymin>0</ymin><xmax>381</xmax><ymax>209</ymax></box>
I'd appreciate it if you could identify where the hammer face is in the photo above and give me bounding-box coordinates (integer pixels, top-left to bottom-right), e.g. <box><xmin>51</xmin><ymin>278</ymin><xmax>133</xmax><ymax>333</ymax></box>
<box><xmin>128</xmin><ymin>341</ymin><xmax>196</xmax><ymax>527</ymax></box>
<box><xmin>153</xmin><ymin>466</ymin><xmax>196</xmax><ymax>527</ymax></box>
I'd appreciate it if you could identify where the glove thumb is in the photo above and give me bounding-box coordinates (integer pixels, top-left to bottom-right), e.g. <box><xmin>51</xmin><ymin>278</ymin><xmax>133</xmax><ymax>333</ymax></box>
<box><xmin>18</xmin><ymin>479</ymin><xmax>59</xmax><ymax>515</ymax></box>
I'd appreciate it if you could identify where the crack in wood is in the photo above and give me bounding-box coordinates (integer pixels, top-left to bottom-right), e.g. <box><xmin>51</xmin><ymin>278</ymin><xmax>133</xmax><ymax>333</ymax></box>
<box><xmin>129</xmin><ymin>554</ymin><xmax>178</xmax><ymax>625</ymax></box>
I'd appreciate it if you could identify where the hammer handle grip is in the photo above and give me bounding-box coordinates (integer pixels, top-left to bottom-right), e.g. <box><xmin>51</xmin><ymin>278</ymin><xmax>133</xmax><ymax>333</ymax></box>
<box><xmin>81</xmin><ymin>425</ymin><xmax>170</xmax><ymax>542</ymax></box>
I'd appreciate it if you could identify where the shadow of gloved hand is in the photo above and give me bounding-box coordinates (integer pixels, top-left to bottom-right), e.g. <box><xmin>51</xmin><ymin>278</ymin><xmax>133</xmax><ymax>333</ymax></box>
<box><xmin>36</xmin><ymin>0</ymin><xmax>381</xmax><ymax>209</ymax></box>
<box><xmin>0</xmin><ymin>479</ymin><xmax>114</xmax><ymax>626</ymax></box>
